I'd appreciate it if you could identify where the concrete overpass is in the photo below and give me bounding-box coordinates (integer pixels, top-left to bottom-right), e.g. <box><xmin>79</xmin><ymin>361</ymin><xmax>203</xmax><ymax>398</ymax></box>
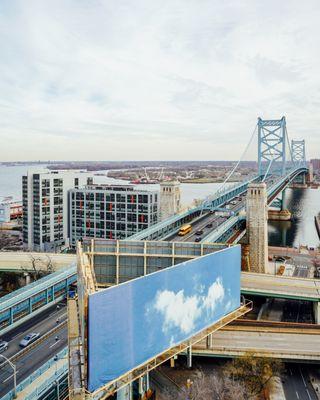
<box><xmin>193</xmin><ymin>324</ymin><xmax>320</xmax><ymax>361</ymax></box>
<box><xmin>0</xmin><ymin>252</ymin><xmax>76</xmax><ymax>272</ymax></box>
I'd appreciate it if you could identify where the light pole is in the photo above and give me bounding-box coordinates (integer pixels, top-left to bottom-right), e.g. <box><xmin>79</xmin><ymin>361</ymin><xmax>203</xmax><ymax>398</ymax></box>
<box><xmin>0</xmin><ymin>354</ymin><xmax>17</xmax><ymax>398</ymax></box>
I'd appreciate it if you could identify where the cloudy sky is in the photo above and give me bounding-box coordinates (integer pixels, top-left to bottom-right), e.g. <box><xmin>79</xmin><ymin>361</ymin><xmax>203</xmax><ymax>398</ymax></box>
<box><xmin>0</xmin><ymin>0</ymin><xmax>319</xmax><ymax>161</ymax></box>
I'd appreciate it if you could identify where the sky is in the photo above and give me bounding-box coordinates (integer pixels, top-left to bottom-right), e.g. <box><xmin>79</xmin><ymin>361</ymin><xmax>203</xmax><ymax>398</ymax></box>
<box><xmin>0</xmin><ymin>0</ymin><xmax>319</xmax><ymax>161</ymax></box>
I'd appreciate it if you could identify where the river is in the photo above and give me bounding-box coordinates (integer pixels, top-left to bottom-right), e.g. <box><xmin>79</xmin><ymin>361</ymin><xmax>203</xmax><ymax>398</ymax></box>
<box><xmin>0</xmin><ymin>164</ymin><xmax>319</xmax><ymax>247</ymax></box>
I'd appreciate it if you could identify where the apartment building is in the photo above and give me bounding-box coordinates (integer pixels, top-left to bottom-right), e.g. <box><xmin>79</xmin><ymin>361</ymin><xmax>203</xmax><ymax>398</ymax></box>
<box><xmin>69</xmin><ymin>184</ymin><xmax>159</xmax><ymax>247</ymax></box>
<box><xmin>22</xmin><ymin>170</ymin><xmax>92</xmax><ymax>251</ymax></box>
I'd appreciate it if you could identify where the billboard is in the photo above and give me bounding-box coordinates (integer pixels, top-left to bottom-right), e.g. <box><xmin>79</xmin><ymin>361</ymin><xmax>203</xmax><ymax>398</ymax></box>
<box><xmin>87</xmin><ymin>245</ymin><xmax>241</xmax><ymax>392</ymax></box>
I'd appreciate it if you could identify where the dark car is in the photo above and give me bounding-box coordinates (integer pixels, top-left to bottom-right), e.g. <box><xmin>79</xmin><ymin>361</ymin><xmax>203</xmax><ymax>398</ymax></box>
<box><xmin>195</xmin><ymin>230</ymin><xmax>203</xmax><ymax>235</ymax></box>
<box><xmin>206</xmin><ymin>223</ymin><xmax>213</xmax><ymax>228</ymax></box>
<box><xmin>195</xmin><ymin>237</ymin><xmax>202</xmax><ymax>242</ymax></box>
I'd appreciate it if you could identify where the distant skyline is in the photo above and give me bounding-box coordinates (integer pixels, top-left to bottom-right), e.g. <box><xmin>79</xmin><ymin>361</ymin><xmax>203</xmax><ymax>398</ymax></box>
<box><xmin>0</xmin><ymin>1</ymin><xmax>320</xmax><ymax>161</ymax></box>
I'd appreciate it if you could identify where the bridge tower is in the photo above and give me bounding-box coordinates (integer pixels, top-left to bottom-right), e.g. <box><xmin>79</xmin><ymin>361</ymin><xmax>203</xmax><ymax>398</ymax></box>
<box><xmin>246</xmin><ymin>182</ymin><xmax>268</xmax><ymax>273</ymax></box>
<box><xmin>258</xmin><ymin>117</ymin><xmax>287</xmax><ymax>176</ymax></box>
<box><xmin>291</xmin><ymin>139</ymin><xmax>306</xmax><ymax>165</ymax></box>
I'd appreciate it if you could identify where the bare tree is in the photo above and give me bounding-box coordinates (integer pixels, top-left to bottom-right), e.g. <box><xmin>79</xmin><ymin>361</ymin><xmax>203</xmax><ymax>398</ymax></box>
<box><xmin>164</xmin><ymin>369</ymin><xmax>246</xmax><ymax>400</ymax></box>
<box><xmin>224</xmin><ymin>352</ymin><xmax>284</xmax><ymax>398</ymax></box>
<box><xmin>21</xmin><ymin>254</ymin><xmax>55</xmax><ymax>281</ymax></box>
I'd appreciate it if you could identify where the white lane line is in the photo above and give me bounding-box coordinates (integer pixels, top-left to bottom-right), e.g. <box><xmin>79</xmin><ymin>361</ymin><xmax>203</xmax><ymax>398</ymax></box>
<box><xmin>2</xmin><ymin>370</ymin><xmax>19</xmax><ymax>384</ymax></box>
<box><xmin>296</xmin><ymin>391</ymin><xmax>300</xmax><ymax>399</ymax></box>
<box><xmin>299</xmin><ymin>368</ymin><xmax>307</xmax><ymax>387</ymax></box>
<box><xmin>49</xmin><ymin>340</ymin><xmax>60</xmax><ymax>348</ymax></box>
<box><xmin>306</xmin><ymin>389</ymin><xmax>312</xmax><ymax>400</ymax></box>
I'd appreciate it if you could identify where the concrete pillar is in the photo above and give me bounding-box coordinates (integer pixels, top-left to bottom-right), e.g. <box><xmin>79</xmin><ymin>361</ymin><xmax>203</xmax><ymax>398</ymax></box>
<box><xmin>117</xmin><ymin>384</ymin><xmax>132</xmax><ymax>400</ymax></box>
<box><xmin>24</xmin><ymin>272</ymin><xmax>31</xmax><ymax>286</ymax></box>
<box><xmin>246</xmin><ymin>183</ymin><xmax>268</xmax><ymax>273</ymax></box>
<box><xmin>314</xmin><ymin>302</ymin><xmax>320</xmax><ymax>324</ymax></box>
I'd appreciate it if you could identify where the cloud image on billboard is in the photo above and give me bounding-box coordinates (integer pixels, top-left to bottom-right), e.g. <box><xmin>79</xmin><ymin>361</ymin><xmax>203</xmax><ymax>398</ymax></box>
<box><xmin>87</xmin><ymin>245</ymin><xmax>241</xmax><ymax>392</ymax></box>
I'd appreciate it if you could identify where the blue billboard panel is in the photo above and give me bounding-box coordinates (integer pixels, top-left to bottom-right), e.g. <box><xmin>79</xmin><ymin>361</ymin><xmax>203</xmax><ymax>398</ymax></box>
<box><xmin>88</xmin><ymin>245</ymin><xmax>241</xmax><ymax>392</ymax></box>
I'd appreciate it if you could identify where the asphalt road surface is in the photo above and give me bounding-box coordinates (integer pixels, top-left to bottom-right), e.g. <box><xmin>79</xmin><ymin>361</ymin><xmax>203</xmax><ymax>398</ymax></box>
<box><xmin>283</xmin><ymin>364</ymin><xmax>318</xmax><ymax>400</ymax></box>
<box><xmin>0</xmin><ymin>301</ymin><xmax>68</xmax><ymax>397</ymax></box>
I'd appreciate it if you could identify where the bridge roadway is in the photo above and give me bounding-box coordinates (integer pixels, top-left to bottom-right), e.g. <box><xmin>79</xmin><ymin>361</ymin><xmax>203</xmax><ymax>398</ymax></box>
<box><xmin>192</xmin><ymin>323</ymin><xmax>320</xmax><ymax>361</ymax></box>
<box><xmin>0</xmin><ymin>252</ymin><xmax>75</xmax><ymax>272</ymax></box>
<box><xmin>241</xmin><ymin>272</ymin><xmax>320</xmax><ymax>301</ymax></box>
<box><xmin>0</xmin><ymin>301</ymin><xmax>68</xmax><ymax>398</ymax></box>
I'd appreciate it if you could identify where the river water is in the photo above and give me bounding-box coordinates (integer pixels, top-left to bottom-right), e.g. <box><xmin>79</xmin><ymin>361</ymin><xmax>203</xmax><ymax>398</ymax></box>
<box><xmin>0</xmin><ymin>164</ymin><xmax>319</xmax><ymax>247</ymax></box>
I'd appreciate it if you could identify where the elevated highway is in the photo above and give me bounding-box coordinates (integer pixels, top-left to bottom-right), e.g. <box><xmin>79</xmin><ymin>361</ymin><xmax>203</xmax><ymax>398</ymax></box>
<box><xmin>193</xmin><ymin>324</ymin><xmax>320</xmax><ymax>361</ymax></box>
<box><xmin>0</xmin><ymin>252</ymin><xmax>76</xmax><ymax>272</ymax></box>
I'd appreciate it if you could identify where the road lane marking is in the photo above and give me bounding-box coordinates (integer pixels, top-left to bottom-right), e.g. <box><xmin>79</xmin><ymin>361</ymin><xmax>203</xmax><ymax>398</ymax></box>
<box><xmin>306</xmin><ymin>389</ymin><xmax>312</xmax><ymax>400</ymax></box>
<box><xmin>49</xmin><ymin>339</ymin><xmax>60</xmax><ymax>348</ymax></box>
<box><xmin>2</xmin><ymin>370</ymin><xmax>18</xmax><ymax>384</ymax></box>
<box><xmin>296</xmin><ymin>390</ymin><xmax>299</xmax><ymax>399</ymax></box>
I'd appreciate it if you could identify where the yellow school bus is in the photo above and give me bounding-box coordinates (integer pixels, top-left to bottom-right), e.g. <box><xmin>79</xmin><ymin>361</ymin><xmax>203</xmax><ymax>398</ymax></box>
<box><xmin>178</xmin><ymin>224</ymin><xmax>192</xmax><ymax>236</ymax></box>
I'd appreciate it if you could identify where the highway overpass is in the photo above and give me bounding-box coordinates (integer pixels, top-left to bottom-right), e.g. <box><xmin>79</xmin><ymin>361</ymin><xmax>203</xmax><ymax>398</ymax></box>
<box><xmin>0</xmin><ymin>252</ymin><xmax>76</xmax><ymax>272</ymax></box>
<box><xmin>193</xmin><ymin>324</ymin><xmax>320</xmax><ymax>361</ymax></box>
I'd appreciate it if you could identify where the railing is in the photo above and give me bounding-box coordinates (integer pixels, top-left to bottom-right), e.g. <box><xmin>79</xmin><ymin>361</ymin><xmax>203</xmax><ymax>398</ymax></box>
<box><xmin>2</xmin><ymin>348</ymin><xmax>68</xmax><ymax>400</ymax></box>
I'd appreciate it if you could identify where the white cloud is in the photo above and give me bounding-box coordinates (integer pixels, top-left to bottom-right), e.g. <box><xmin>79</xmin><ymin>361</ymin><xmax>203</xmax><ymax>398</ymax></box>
<box><xmin>203</xmin><ymin>277</ymin><xmax>224</xmax><ymax>313</ymax></box>
<box><xmin>0</xmin><ymin>0</ymin><xmax>319</xmax><ymax>160</ymax></box>
<box><xmin>154</xmin><ymin>289</ymin><xmax>201</xmax><ymax>334</ymax></box>
<box><xmin>153</xmin><ymin>277</ymin><xmax>225</xmax><ymax>336</ymax></box>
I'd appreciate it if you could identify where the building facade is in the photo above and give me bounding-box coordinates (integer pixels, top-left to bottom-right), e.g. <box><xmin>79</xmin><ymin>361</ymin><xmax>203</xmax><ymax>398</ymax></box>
<box><xmin>23</xmin><ymin>170</ymin><xmax>92</xmax><ymax>252</ymax></box>
<box><xmin>311</xmin><ymin>159</ymin><xmax>320</xmax><ymax>171</ymax></box>
<box><xmin>69</xmin><ymin>185</ymin><xmax>159</xmax><ymax>247</ymax></box>
<box><xmin>159</xmin><ymin>181</ymin><xmax>181</xmax><ymax>221</ymax></box>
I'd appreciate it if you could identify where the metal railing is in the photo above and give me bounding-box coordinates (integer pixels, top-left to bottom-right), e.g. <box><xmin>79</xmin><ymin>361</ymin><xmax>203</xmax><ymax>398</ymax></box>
<box><xmin>2</xmin><ymin>348</ymin><xmax>68</xmax><ymax>400</ymax></box>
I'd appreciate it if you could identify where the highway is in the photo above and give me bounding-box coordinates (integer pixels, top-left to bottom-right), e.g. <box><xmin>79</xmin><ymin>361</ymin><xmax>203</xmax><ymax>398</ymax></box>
<box><xmin>0</xmin><ymin>301</ymin><xmax>68</xmax><ymax>398</ymax></box>
<box><xmin>241</xmin><ymin>272</ymin><xmax>320</xmax><ymax>301</ymax></box>
<box><xmin>283</xmin><ymin>364</ymin><xmax>318</xmax><ymax>400</ymax></box>
<box><xmin>192</xmin><ymin>327</ymin><xmax>320</xmax><ymax>360</ymax></box>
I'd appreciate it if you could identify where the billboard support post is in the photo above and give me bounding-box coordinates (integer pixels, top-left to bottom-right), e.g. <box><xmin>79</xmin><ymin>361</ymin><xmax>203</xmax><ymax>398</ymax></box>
<box><xmin>187</xmin><ymin>345</ymin><xmax>192</xmax><ymax>369</ymax></box>
<box><xmin>207</xmin><ymin>333</ymin><xmax>213</xmax><ymax>349</ymax></box>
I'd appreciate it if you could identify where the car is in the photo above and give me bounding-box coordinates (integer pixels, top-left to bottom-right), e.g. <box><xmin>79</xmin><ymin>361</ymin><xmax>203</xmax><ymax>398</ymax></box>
<box><xmin>195</xmin><ymin>230</ymin><xmax>203</xmax><ymax>235</ymax></box>
<box><xmin>19</xmin><ymin>332</ymin><xmax>40</xmax><ymax>348</ymax></box>
<box><xmin>206</xmin><ymin>223</ymin><xmax>213</xmax><ymax>228</ymax></box>
<box><xmin>0</xmin><ymin>340</ymin><xmax>8</xmax><ymax>353</ymax></box>
<box><xmin>195</xmin><ymin>237</ymin><xmax>202</xmax><ymax>242</ymax></box>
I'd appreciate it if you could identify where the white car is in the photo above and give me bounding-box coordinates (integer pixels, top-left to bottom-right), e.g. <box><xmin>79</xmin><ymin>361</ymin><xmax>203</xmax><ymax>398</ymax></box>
<box><xmin>19</xmin><ymin>332</ymin><xmax>40</xmax><ymax>348</ymax></box>
<box><xmin>0</xmin><ymin>340</ymin><xmax>8</xmax><ymax>353</ymax></box>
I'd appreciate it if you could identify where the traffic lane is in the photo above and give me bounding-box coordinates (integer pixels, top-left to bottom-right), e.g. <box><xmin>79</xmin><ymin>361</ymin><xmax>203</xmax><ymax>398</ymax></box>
<box><xmin>1</xmin><ymin>299</ymin><xmax>67</xmax><ymax>342</ymax></box>
<box><xmin>0</xmin><ymin>326</ymin><xmax>67</xmax><ymax>397</ymax></box>
<box><xmin>283</xmin><ymin>364</ymin><xmax>318</xmax><ymax>400</ymax></box>
<box><xmin>0</xmin><ymin>303</ymin><xmax>67</xmax><ymax>360</ymax></box>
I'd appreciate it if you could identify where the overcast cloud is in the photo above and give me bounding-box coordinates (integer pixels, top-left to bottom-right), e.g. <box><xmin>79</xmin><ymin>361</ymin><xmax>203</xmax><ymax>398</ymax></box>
<box><xmin>0</xmin><ymin>0</ymin><xmax>319</xmax><ymax>161</ymax></box>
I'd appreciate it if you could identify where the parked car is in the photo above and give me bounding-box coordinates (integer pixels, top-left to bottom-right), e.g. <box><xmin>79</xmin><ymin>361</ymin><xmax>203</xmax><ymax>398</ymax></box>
<box><xmin>19</xmin><ymin>332</ymin><xmax>40</xmax><ymax>348</ymax></box>
<box><xmin>195</xmin><ymin>230</ymin><xmax>203</xmax><ymax>235</ymax></box>
<box><xmin>0</xmin><ymin>340</ymin><xmax>8</xmax><ymax>353</ymax></box>
<box><xmin>206</xmin><ymin>223</ymin><xmax>213</xmax><ymax>228</ymax></box>
<box><xmin>195</xmin><ymin>237</ymin><xmax>202</xmax><ymax>242</ymax></box>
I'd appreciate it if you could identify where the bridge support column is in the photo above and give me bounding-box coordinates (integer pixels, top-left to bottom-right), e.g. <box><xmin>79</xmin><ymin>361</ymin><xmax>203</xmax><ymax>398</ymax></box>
<box><xmin>314</xmin><ymin>302</ymin><xmax>320</xmax><ymax>324</ymax></box>
<box><xmin>118</xmin><ymin>383</ymin><xmax>132</xmax><ymax>400</ymax></box>
<box><xmin>246</xmin><ymin>183</ymin><xmax>268</xmax><ymax>273</ymax></box>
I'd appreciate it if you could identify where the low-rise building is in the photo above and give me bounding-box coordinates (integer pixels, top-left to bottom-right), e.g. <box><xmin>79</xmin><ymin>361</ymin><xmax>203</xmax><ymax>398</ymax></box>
<box><xmin>69</xmin><ymin>184</ymin><xmax>159</xmax><ymax>247</ymax></box>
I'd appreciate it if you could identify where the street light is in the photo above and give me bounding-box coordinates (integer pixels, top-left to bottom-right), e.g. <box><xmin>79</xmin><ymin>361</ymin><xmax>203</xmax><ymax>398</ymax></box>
<box><xmin>0</xmin><ymin>354</ymin><xmax>17</xmax><ymax>398</ymax></box>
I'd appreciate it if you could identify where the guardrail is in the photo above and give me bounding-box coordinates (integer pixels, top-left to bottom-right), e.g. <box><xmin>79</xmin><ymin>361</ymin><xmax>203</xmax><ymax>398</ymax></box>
<box><xmin>2</xmin><ymin>347</ymin><xmax>68</xmax><ymax>400</ymax></box>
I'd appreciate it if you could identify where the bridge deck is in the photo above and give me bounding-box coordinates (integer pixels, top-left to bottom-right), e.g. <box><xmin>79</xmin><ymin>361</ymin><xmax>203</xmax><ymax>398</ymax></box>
<box><xmin>242</xmin><ymin>272</ymin><xmax>320</xmax><ymax>301</ymax></box>
<box><xmin>193</xmin><ymin>326</ymin><xmax>320</xmax><ymax>360</ymax></box>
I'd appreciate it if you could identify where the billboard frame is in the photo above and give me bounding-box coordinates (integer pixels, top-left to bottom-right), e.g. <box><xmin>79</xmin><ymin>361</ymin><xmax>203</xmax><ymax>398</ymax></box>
<box><xmin>92</xmin><ymin>299</ymin><xmax>252</xmax><ymax>399</ymax></box>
